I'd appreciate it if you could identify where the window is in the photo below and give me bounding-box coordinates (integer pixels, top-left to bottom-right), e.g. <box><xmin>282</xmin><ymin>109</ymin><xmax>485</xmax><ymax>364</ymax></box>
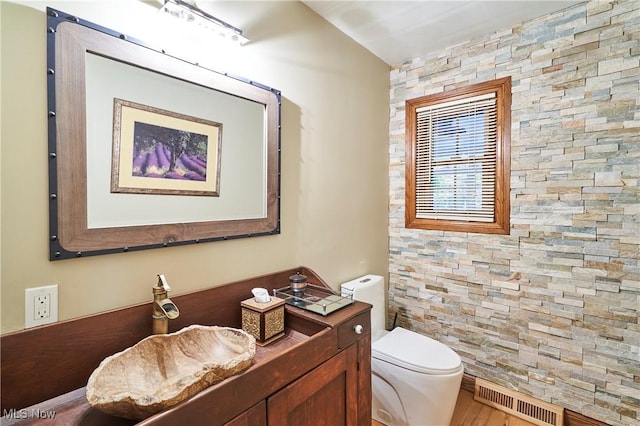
<box><xmin>405</xmin><ymin>77</ymin><xmax>511</xmax><ymax>234</ymax></box>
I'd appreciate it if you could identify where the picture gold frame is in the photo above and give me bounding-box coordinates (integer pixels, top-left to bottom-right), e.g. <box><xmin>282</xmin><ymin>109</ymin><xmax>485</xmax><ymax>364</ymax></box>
<box><xmin>111</xmin><ymin>99</ymin><xmax>222</xmax><ymax>197</ymax></box>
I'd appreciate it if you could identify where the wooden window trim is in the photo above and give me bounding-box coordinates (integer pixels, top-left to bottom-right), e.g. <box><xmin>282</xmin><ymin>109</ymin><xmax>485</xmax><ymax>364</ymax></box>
<box><xmin>405</xmin><ymin>77</ymin><xmax>511</xmax><ymax>234</ymax></box>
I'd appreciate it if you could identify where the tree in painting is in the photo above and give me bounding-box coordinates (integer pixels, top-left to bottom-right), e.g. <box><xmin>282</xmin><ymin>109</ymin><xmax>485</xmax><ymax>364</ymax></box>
<box><xmin>132</xmin><ymin>122</ymin><xmax>209</xmax><ymax>181</ymax></box>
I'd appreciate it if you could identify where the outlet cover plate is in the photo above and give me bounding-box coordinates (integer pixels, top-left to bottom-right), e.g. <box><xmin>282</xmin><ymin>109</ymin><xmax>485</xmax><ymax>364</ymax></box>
<box><xmin>25</xmin><ymin>284</ymin><xmax>58</xmax><ymax>328</ymax></box>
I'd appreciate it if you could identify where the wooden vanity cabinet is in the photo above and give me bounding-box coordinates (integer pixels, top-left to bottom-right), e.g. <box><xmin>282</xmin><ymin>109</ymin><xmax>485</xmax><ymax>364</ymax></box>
<box><xmin>225</xmin><ymin>310</ymin><xmax>371</xmax><ymax>426</ymax></box>
<box><xmin>1</xmin><ymin>267</ymin><xmax>371</xmax><ymax>426</ymax></box>
<box><xmin>227</xmin><ymin>348</ymin><xmax>359</xmax><ymax>426</ymax></box>
<box><xmin>268</xmin><ymin>344</ymin><xmax>358</xmax><ymax>425</ymax></box>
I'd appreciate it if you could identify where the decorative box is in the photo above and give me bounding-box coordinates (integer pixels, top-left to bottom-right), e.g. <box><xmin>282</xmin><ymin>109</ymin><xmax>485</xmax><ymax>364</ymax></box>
<box><xmin>241</xmin><ymin>296</ymin><xmax>285</xmax><ymax>346</ymax></box>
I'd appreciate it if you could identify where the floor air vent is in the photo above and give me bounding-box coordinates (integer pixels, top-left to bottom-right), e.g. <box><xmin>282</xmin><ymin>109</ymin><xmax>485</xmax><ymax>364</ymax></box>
<box><xmin>474</xmin><ymin>378</ymin><xmax>564</xmax><ymax>426</ymax></box>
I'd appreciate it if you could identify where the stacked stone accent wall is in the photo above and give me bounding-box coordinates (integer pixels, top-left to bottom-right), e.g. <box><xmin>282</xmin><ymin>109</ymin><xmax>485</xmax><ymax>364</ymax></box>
<box><xmin>388</xmin><ymin>1</ymin><xmax>639</xmax><ymax>424</ymax></box>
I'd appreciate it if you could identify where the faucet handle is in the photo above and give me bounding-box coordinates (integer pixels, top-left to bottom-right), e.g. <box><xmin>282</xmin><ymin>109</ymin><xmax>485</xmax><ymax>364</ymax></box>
<box><xmin>157</xmin><ymin>274</ymin><xmax>171</xmax><ymax>292</ymax></box>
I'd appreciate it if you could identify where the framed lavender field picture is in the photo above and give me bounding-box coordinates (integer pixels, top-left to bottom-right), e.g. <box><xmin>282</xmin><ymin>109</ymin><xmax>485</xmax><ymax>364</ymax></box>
<box><xmin>112</xmin><ymin>99</ymin><xmax>222</xmax><ymax>197</ymax></box>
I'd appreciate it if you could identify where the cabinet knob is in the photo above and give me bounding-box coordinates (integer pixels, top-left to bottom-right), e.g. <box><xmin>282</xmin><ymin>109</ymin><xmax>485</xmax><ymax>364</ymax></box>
<box><xmin>354</xmin><ymin>324</ymin><xmax>363</xmax><ymax>335</ymax></box>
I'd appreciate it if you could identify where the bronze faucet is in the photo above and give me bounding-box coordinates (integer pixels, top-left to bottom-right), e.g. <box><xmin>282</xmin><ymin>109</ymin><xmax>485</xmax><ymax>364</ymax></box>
<box><xmin>152</xmin><ymin>274</ymin><xmax>180</xmax><ymax>334</ymax></box>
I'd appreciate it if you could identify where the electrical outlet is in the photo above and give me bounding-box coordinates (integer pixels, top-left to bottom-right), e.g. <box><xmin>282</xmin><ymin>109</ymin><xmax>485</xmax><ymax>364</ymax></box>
<box><xmin>34</xmin><ymin>294</ymin><xmax>50</xmax><ymax>320</ymax></box>
<box><xmin>25</xmin><ymin>284</ymin><xmax>58</xmax><ymax>328</ymax></box>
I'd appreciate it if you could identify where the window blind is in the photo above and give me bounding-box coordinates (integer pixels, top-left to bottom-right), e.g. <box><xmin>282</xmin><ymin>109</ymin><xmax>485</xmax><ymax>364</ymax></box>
<box><xmin>415</xmin><ymin>92</ymin><xmax>497</xmax><ymax>222</ymax></box>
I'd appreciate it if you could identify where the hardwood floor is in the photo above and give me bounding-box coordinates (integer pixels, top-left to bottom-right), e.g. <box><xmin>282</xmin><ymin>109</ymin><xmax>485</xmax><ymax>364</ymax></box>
<box><xmin>372</xmin><ymin>389</ymin><xmax>536</xmax><ymax>426</ymax></box>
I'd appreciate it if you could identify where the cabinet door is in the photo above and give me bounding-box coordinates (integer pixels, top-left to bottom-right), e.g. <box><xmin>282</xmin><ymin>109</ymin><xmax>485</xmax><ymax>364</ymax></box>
<box><xmin>268</xmin><ymin>345</ymin><xmax>358</xmax><ymax>426</ymax></box>
<box><xmin>225</xmin><ymin>400</ymin><xmax>267</xmax><ymax>426</ymax></box>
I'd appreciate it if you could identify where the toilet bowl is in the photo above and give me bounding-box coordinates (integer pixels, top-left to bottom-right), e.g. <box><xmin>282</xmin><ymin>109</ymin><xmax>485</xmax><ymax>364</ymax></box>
<box><xmin>342</xmin><ymin>275</ymin><xmax>464</xmax><ymax>426</ymax></box>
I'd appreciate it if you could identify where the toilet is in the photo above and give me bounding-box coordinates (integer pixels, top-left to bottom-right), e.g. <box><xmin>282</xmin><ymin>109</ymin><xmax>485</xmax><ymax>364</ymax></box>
<box><xmin>341</xmin><ymin>275</ymin><xmax>464</xmax><ymax>426</ymax></box>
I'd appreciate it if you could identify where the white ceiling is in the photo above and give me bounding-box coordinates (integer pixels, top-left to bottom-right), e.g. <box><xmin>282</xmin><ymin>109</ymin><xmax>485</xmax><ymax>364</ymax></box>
<box><xmin>301</xmin><ymin>1</ymin><xmax>584</xmax><ymax>65</ymax></box>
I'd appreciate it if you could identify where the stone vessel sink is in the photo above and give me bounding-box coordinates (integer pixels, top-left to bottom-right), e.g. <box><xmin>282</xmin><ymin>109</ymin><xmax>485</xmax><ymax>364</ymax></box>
<box><xmin>86</xmin><ymin>325</ymin><xmax>256</xmax><ymax>420</ymax></box>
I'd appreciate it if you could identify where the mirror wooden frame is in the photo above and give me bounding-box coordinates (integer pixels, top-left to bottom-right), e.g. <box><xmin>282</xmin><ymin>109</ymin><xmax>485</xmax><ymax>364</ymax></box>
<box><xmin>47</xmin><ymin>8</ymin><xmax>281</xmax><ymax>260</ymax></box>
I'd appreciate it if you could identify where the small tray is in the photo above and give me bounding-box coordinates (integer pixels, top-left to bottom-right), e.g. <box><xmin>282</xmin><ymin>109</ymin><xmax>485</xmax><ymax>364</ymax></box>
<box><xmin>273</xmin><ymin>284</ymin><xmax>353</xmax><ymax>316</ymax></box>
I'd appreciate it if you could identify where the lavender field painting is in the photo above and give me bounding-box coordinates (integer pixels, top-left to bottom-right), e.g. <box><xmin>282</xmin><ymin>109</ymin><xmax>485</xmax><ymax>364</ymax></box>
<box><xmin>132</xmin><ymin>121</ymin><xmax>208</xmax><ymax>182</ymax></box>
<box><xmin>111</xmin><ymin>98</ymin><xmax>221</xmax><ymax>197</ymax></box>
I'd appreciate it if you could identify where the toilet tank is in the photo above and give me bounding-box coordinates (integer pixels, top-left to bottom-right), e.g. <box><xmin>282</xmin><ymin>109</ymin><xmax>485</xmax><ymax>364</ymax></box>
<box><xmin>341</xmin><ymin>275</ymin><xmax>386</xmax><ymax>339</ymax></box>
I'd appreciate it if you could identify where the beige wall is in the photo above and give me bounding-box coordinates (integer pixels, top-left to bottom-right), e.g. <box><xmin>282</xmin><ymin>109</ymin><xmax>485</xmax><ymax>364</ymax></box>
<box><xmin>0</xmin><ymin>0</ymin><xmax>390</xmax><ymax>333</ymax></box>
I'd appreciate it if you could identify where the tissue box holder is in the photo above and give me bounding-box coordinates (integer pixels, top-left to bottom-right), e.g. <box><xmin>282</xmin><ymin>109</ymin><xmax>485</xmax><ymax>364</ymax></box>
<box><xmin>241</xmin><ymin>296</ymin><xmax>285</xmax><ymax>346</ymax></box>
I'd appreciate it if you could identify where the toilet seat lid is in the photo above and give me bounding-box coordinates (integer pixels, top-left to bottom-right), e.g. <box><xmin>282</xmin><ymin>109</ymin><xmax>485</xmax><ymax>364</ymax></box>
<box><xmin>372</xmin><ymin>327</ymin><xmax>462</xmax><ymax>375</ymax></box>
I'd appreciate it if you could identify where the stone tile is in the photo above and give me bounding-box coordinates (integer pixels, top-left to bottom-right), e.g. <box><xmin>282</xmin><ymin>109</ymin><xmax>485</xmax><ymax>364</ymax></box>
<box><xmin>388</xmin><ymin>1</ymin><xmax>639</xmax><ymax>424</ymax></box>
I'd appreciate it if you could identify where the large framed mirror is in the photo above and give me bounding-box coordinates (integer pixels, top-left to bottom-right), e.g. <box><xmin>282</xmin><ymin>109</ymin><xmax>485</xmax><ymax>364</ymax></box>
<box><xmin>47</xmin><ymin>8</ymin><xmax>281</xmax><ymax>260</ymax></box>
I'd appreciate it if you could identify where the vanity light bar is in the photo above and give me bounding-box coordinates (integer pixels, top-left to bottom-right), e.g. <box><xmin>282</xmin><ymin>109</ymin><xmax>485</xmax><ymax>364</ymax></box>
<box><xmin>161</xmin><ymin>0</ymin><xmax>249</xmax><ymax>45</ymax></box>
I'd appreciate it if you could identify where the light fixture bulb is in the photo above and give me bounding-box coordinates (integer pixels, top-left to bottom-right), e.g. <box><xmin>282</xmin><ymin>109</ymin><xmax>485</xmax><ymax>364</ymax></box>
<box><xmin>161</xmin><ymin>0</ymin><xmax>249</xmax><ymax>45</ymax></box>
